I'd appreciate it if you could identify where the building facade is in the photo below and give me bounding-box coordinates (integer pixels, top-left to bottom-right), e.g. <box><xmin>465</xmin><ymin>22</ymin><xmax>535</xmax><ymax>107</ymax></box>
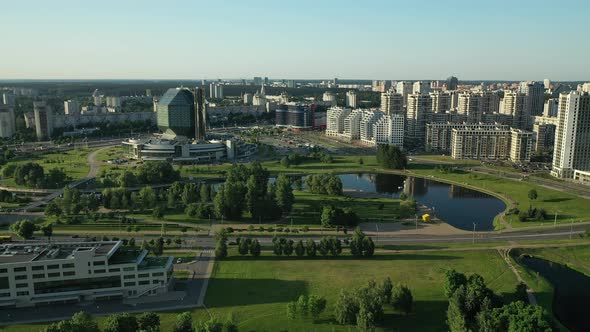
<box><xmin>381</xmin><ymin>91</ymin><xmax>403</xmax><ymax>114</ymax></box>
<box><xmin>551</xmin><ymin>91</ymin><xmax>590</xmax><ymax>179</ymax></box>
<box><xmin>0</xmin><ymin>241</ymin><xmax>173</xmax><ymax>308</ymax></box>
<box><xmin>33</xmin><ymin>101</ymin><xmax>53</xmax><ymax>140</ymax></box>
<box><xmin>345</xmin><ymin>91</ymin><xmax>358</xmax><ymax>108</ymax></box>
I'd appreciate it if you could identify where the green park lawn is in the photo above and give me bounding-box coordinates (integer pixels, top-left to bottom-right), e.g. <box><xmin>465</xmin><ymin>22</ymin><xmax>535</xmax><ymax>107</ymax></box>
<box><xmin>1</xmin><ymin>249</ymin><xmax>522</xmax><ymax>332</ymax></box>
<box><xmin>511</xmin><ymin>245</ymin><xmax>590</xmax><ymax>276</ymax></box>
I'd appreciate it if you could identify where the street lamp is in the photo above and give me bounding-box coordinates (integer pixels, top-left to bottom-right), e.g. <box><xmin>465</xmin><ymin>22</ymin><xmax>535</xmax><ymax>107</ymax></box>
<box><xmin>472</xmin><ymin>222</ymin><xmax>477</xmax><ymax>244</ymax></box>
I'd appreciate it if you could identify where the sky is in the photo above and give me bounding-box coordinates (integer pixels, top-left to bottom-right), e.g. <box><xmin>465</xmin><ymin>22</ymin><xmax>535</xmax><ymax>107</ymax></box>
<box><xmin>1</xmin><ymin>0</ymin><xmax>589</xmax><ymax>81</ymax></box>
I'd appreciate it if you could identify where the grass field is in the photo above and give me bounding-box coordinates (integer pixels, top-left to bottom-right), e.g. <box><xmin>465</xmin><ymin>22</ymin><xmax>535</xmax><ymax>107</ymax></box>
<box><xmin>1</xmin><ymin>249</ymin><xmax>521</xmax><ymax>332</ymax></box>
<box><xmin>511</xmin><ymin>245</ymin><xmax>590</xmax><ymax>276</ymax></box>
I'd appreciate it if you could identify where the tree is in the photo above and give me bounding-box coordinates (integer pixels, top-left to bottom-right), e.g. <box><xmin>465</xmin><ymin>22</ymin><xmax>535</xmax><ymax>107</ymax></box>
<box><xmin>334</xmin><ymin>290</ymin><xmax>359</xmax><ymax>325</ymax></box>
<box><xmin>103</xmin><ymin>313</ymin><xmax>138</xmax><ymax>332</ymax></box>
<box><xmin>44</xmin><ymin>201</ymin><xmax>62</xmax><ymax>217</ymax></box>
<box><xmin>280</xmin><ymin>156</ymin><xmax>291</xmax><ymax>168</ymax></box>
<box><xmin>284</xmin><ymin>239</ymin><xmax>294</xmax><ymax>256</ymax></box>
<box><xmin>350</xmin><ymin>229</ymin><xmax>375</xmax><ymax>257</ymax></box>
<box><xmin>44</xmin><ymin>311</ymin><xmax>100</xmax><ymax>332</ymax></box>
<box><xmin>275</xmin><ymin>174</ymin><xmax>294</xmax><ymax>214</ymax></box>
<box><xmin>152</xmin><ymin>206</ymin><xmax>164</xmax><ymax>220</ymax></box>
<box><xmin>376</xmin><ymin>144</ymin><xmax>407</xmax><ymax>169</ymax></box>
<box><xmin>528</xmin><ymin>189</ymin><xmax>538</xmax><ymax>202</ymax></box>
<box><xmin>294</xmin><ymin>239</ymin><xmax>305</xmax><ymax>257</ymax></box>
<box><xmin>287</xmin><ymin>301</ymin><xmax>297</xmax><ymax>319</ymax></box>
<box><xmin>444</xmin><ymin>269</ymin><xmax>468</xmax><ymax>298</ymax></box>
<box><xmin>200</xmin><ymin>184</ymin><xmax>211</xmax><ymax>202</ymax></box>
<box><xmin>391</xmin><ymin>285</ymin><xmax>413</xmax><ymax>314</ymax></box>
<box><xmin>481</xmin><ymin>301</ymin><xmax>552</xmax><ymax>332</ymax></box>
<box><xmin>139</xmin><ymin>186</ymin><xmax>157</xmax><ymax>211</ymax></box>
<box><xmin>379</xmin><ymin>277</ymin><xmax>393</xmax><ymax>304</ymax></box>
<box><xmin>356</xmin><ymin>303</ymin><xmax>377</xmax><ymax>332</ymax></box>
<box><xmin>152</xmin><ymin>237</ymin><xmax>164</xmax><ymax>256</ymax></box>
<box><xmin>515</xmin><ymin>282</ymin><xmax>529</xmax><ymax>304</ymax></box>
<box><xmin>138</xmin><ymin>312</ymin><xmax>160</xmax><ymax>332</ymax></box>
<box><xmin>215</xmin><ymin>240</ymin><xmax>228</xmax><ymax>259</ymax></box>
<box><xmin>249</xmin><ymin>239</ymin><xmax>261</xmax><ymax>257</ymax></box>
<box><xmin>307</xmin><ymin>295</ymin><xmax>327</xmax><ymax>318</ymax></box>
<box><xmin>305</xmin><ymin>239</ymin><xmax>317</xmax><ymax>257</ymax></box>
<box><xmin>40</xmin><ymin>223</ymin><xmax>53</xmax><ymax>241</ymax></box>
<box><xmin>10</xmin><ymin>219</ymin><xmax>36</xmax><ymax>239</ymax></box>
<box><xmin>173</xmin><ymin>312</ymin><xmax>194</xmax><ymax>332</ymax></box>
<box><xmin>305</xmin><ymin>174</ymin><xmax>343</xmax><ymax>196</ymax></box>
<box><xmin>238</xmin><ymin>238</ymin><xmax>249</xmax><ymax>255</ymax></box>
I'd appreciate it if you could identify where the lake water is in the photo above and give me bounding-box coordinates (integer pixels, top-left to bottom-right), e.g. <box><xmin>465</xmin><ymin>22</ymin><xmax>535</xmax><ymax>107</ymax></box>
<box><xmin>333</xmin><ymin>173</ymin><xmax>505</xmax><ymax>231</ymax></box>
<box><xmin>514</xmin><ymin>253</ymin><xmax>590</xmax><ymax>332</ymax></box>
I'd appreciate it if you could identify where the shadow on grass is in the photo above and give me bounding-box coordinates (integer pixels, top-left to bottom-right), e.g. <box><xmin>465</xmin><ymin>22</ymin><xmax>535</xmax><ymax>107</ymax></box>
<box><xmin>381</xmin><ymin>244</ymin><xmax>447</xmax><ymax>251</ymax></box>
<box><xmin>221</xmin><ymin>253</ymin><xmax>462</xmax><ymax>262</ymax></box>
<box><xmin>542</xmin><ymin>198</ymin><xmax>572</xmax><ymax>203</ymax></box>
<box><xmin>206</xmin><ymin>278</ymin><xmax>308</xmax><ymax>307</ymax></box>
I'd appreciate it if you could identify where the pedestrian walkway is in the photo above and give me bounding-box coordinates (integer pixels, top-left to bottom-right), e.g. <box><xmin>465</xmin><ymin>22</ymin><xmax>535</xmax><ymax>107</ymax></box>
<box><xmin>498</xmin><ymin>248</ymin><xmax>537</xmax><ymax>305</ymax></box>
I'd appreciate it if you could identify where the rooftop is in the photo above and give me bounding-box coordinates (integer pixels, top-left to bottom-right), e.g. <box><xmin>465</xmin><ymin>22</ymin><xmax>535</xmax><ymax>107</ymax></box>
<box><xmin>0</xmin><ymin>241</ymin><xmax>120</xmax><ymax>265</ymax></box>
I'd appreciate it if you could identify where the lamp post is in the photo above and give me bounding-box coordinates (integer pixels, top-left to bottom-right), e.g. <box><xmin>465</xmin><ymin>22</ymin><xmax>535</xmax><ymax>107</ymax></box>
<box><xmin>554</xmin><ymin>212</ymin><xmax>558</xmax><ymax>228</ymax></box>
<box><xmin>415</xmin><ymin>214</ymin><xmax>418</xmax><ymax>230</ymax></box>
<box><xmin>472</xmin><ymin>222</ymin><xmax>476</xmax><ymax>244</ymax></box>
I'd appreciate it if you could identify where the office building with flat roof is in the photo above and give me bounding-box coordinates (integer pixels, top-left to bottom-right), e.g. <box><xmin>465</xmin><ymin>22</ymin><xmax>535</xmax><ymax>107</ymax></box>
<box><xmin>0</xmin><ymin>241</ymin><xmax>174</xmax><ymax>308</ymax></box>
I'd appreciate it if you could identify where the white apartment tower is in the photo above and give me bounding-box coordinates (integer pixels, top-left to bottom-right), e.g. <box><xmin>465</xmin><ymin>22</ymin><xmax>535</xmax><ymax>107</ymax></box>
<box><xmin>406</xmin><ymin>93</ymin><xmax>433</xmax><ymax>143</ymax></box>
<box><xmin>343</xmin><ymin>109</ymin><xmax>363</xmax><ymax>140</ymax></box>
<box><xmin>381</xmin><ymin>91</ymin><xmax>404</xmax><ymax>114</ymax></box>
<box><xmin>429</xmin><ymin>91</ymin><xmax>451</xmax><ymax>114</ymax></box>
<box><xmin>372</xmin><ymin>113</ymin><xmax>405</xmax><ymax>147</ymax></box>
<box><xmin>457</xmin><ymin>92</ymin><xmax>482</xmax><ymax>123</ymax></box>
<box><xmin>345</xmin><ymin>91</ymin><xmax>358</xmax><ymax>108</ymax></box>
<box><xmin>396</xmin><ymin>81</ymin><xmax>412</xmax><ymax>106</ymax></box>
<box><xmin>412</xmin><ymin>81</ymin><xmax>430</xmax><ymax>95</ymax></box>
<box><xmin>323</xmin><ymin>91</ymin><xmax>337</xmax><ymax>106</ymax></box>
<box><xmin>360</xmin><ymin>111</ymin><xmax>383</xmax><ymax>144</ymax></box>
<box><xmin>551</xmin><ymin>91</ymin><xmax>590</xmax><ymax>179</ymax></box>
<box><xmin>64</xmin><ymin>100</ymin><xmax>79</xmax><ymax>115</ymax></box>
<box><xmin>501</xmin><ymin>91</ymin><xmax>528</xmax><ymax>129</ymax></box>
<box><xmin>326</xmin><ymin>107</ymin><xmax>351</xmax><ymax>136</ymax></box>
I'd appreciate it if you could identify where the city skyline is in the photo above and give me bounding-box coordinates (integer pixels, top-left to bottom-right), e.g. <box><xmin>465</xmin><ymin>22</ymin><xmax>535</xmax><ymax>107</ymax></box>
<box><xmin>1</xmin><ymin>0</ymin><xmax>589</xmax><ymax>80</ymax></box>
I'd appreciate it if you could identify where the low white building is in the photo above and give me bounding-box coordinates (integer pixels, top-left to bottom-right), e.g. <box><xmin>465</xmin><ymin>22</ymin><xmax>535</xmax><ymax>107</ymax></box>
<box><xmin>0</xmin><ymin>241</ymin><xmax>173</xmax><ymax>308</ymax></box>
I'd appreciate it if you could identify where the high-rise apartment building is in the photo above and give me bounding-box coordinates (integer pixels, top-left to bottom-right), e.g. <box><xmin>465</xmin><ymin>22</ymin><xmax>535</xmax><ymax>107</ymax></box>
<box><xmin>209</xmin><ymin>83</ymin><xmax>224</xmax><ymax>99</ymax></box>
<box><xmin>450</xmin><ymin>127</ymin><xmax>532</xmax><ymax>162</ymax></box>
<box><xmin>479</xmin><ymin>91</ymin><xmax>500</xmax><ymax>115</ymax></box>
<box><xmin>64</xmin><ymin>100</ymin><xmax>79</xmax><ymax>115</ymax></box>
<box><xmin>342</xmin><ymin>109</ymin><xmax>363</xmax><ymax>140</ymax></box>
<box><xmin>551</xmin><ymin>91</ymin><xmax>590</xmax><ymax>179</ymax></box>
<box><xmin>543</xmin><ymin>98</ymin><xmax>558</xmax><ymax>117</ymax></box>
<box><xmin>532</xmin><ymin>123</ymin><xmax>556</xmax><ymax>152</ymax></box>
<box><xmin>372</xmin><ymin>80</ymin><xmax>391</xmax><ymax>93</ymax></box>
<box><xmin>33</xmin><ymin>101</ymin><xmax>53</xmax><ymax>140</ymax></box>
<box><xmin>519</xmin><ymin>81</ymin><xmax>545</xmax><ymax>117</ymax></box>
<box><xmin>322</xmin><ymin>92</ymin><xmax>337</xmax><ymax>106</ymax></box>
<box><xmin>396</xmin><ymin>81</ymin><xmax>412</xmax><ymax>106</ymax></box>
<box><xmin>345</xmin><ymin>90</ymin><xmax>358</xmax><ymax>108</ymax></box>
<box><xmin>326</xmin><ymin>107</ymin><xmax>352</xmax><ymax>136</ymax></box>
<box><xmin>446</xmin><ymin>76</ymin><xmax>459</xmax><ymax>90</ymax></box>
<box><xmin>412</xmin><ymin>81</ymin><xmax>430</xmax><ymax>95</ymax></box>
<box><xmin>92</xmin><ymin>89</ymin><xmax>102</xmax><ymax>107</ymax></box>
<box><xmin>360</xmin><ymin>111</ymin><xmax>383</xmax><ymax>144</ymax></box>
<box><xmin>371</xmin><ymin>113</ymin><xmax>405</xmax><ymax>147</ymax></box>
<box><xmin>0</xmin><ymin>103</ymin><xmax>16</xmax><ymax>138</ymax></box>
<box><xmin>457</xmin><ymin>92</ymin><xmax>482</xmax><ymax>123</ymax></box>
<box><xmin>429</xmin><ymin>91</ymin><xmax>451</xmax><ymax>114</ymax></box>
<box><xmin>406</xmin><ymin>93</ymin><xmax>432</xmax><ymax>143</ymax></box>
<box><xmin>243</xmin><ymin>93</ymin><xmax>253</xmax><ymax>105</ymax></box>
<box><xmin>381</xmin><ymin>91</ymin><xmax>403</xmax><ymax>114</ymax></box>
<box><xmin>509</xmin><ymin>129</ymin><xmax>534</xmax><ymax>163</ymax></box>
<box><xmin>543</xmin><ymin>79</ymin><xmax>551</xmax><ymax>90</ymax></box>
<box><xmin>501</xmin><ymin>91</ymin><xmax>529</xmax><ymax>129</ymax></box>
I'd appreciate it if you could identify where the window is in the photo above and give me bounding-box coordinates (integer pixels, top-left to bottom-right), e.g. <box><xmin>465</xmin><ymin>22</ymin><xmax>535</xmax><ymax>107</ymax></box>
<box><xmin>61</xmin><ymin>263</ymin><xmax>74</xmax><ymax>269</ymax></box>
<box><xmin>123</xmin><ymin>267</ymin><xmax>135</xmax><ymax>272</ymax></box>
<box><xmin>93</xmin><ymin>261</ymin><xmax>105</xmax><ymax>266</ymax></box>
<box><xmin>0</xmin><ymin>292</ymin><xmax>9</xmax><ymax>298</ymax></box>
<box><xmin>34</xmin><ymin>276</ymin><xmax>121</xmax><ymax>295</ymax></box>
<box><xmin>152</xmin><ymin>272</ymin><xmax>164</xmax><ymax>277</ymax></box>
<box><xmin>0</xmin><ymin>269</ymin><xmax>6</xmax><ymax>274</ymax></box>
<box><xmin>124</xmin><ymin>282</ymin><xmax>136</xmax><ymax>287</ymax></box>
<box><xmin>63</xmin><ymin>271</ymin><xmax>75</xmax><ymax>277</ymax></box>
<box><xmin>138</xmin><ymin>280</ymin><xmax>149</xmax><ymax>285</ymax></box>
<box><xmin>152</xmin><ymin>280</ymin><xmax>162</xmax><ymax>284</ymax></box>
<box><xmin>32</xmin><ymin>266</ymin><xmax>44</xmax><ymax>271</ymax></box>
<box><xmin>123</xmin><ymin>275</ymin><xmax>135</xmax><ymax>280</ymax></box>
<box><xmin>48</xmin><ymin>272</ymin><xmax>60</xmax><ymax>278</ymax></box>
<box><xmin>95</xmin><ymin>270</ymin><xmax>106</xmax><ymax>274</ymax></box>
<box><xmin>14</xmin><ymin>267</ymin><xmax>26</xmax><ymax>272</ymax></box>
<box><xmin>15</xmin><ymin>275</ymin><xmax>27</xmax><ymax>280</ymax></box>
<box><xmin>17</xmin><ymin>291</ymin><xmax>29</xmax><ymax>296</ymax></box>
<box><xmin>48</xmin><ymin>264</ymin><xmax>60</xmax><ymax>270</ymax></box>
<box><xmin>138</xmin><ymin>273</ymin><xmax>149</xmax><ymax>278</ymax></box>
<box><xmin>16</xmin><ymin>283</ymin><xmax>28</xmax><ymax>288</ymax></box>
<box><xmin>109</xmin><ymin>268</ymin><xmax>120</xmax><ymax>273</ymax></box>
<box><xmin>33</xmin><ymin>274</ymin><xmax>45</xmax><ymax>279</ymax></box>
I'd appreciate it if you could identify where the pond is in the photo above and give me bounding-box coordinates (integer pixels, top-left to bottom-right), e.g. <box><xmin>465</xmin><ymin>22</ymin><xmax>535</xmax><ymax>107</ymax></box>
<box><xmin>216</xmin><ymin>172</ymin><xmax>506</xmax><ymax>231</ymax></box>
<box><xmin>332</xmin><ymin>173</ymin><xmax>505</xmax><ymax>231</ymax></box>
<box><xmin>513</xmin><ymin>253</ymin><xmax>590</xmax><ymax>332</ymax></box>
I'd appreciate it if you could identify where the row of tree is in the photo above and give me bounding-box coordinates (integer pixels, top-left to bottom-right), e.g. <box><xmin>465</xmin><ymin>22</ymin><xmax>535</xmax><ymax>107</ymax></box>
<box><xmin>304</xmin><ymin>173</ymin><xmax>343</xmax><ymax>196</ymax></box>
<box><xmin>43</xmin><ymin>310</ymin><xmax>238</xmax><ymax>332</ymax></box>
